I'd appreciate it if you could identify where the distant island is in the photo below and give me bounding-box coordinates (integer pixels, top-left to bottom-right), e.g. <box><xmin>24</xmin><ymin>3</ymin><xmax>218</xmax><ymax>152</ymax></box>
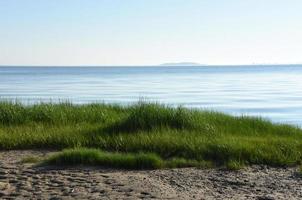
<box><xmin>160</xmin><ymin>62</ymin><xmax>204</xmax><ymax>66</ymax></box>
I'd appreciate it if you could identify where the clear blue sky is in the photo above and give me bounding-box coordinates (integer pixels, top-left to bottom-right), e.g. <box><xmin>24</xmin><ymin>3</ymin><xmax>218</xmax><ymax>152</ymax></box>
<box><xmin>0</xmin><ymin>0</ymin><xmax>301</xmax><ymax>66</ymax></box>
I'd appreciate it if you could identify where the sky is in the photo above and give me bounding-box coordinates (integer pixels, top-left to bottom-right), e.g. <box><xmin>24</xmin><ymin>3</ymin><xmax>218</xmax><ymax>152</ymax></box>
<box><xmin>0</xmin><ymin>0</ymin><xmax>302</xmax><ymax>66</ymax></box>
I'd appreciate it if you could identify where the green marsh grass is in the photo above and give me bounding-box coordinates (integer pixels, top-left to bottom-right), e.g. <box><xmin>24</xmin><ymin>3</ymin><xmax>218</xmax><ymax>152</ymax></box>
<box><xmin>45</xmin><ymin>148</ymin><xmax>164</xmax><ymax>169</ymax></box>
<box><xmin>1</xmin><ymin>101</ymin><xmax>302</xmax><ymax>169</ymax></box>
<box><xmin>44</xmin><ymin>148</ymin><xmax>212</xmax><ymax>169</ymax></box>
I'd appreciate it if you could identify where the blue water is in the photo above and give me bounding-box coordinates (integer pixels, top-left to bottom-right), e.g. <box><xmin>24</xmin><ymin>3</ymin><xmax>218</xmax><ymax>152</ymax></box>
<box><xmin>1</xmin><ymin>65</ymin><xmax>302</xmax><ymax>126</ymax></box>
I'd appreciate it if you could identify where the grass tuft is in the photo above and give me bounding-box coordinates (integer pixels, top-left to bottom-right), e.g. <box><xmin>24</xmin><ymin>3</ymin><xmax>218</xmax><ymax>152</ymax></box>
<box><xmin>45</xmin><ymin>148</ymin><xmax>164</xmax><ymax>169</ymax></box>
<box><xmin>44</xmin><ymin>148</ymin><xmax>213</xmax><ymax>169</ymax></box>
<box><xmin>20</xmin><ymin>156</ymin><xmax>41</xmax><ymax>164</ymax></box>
<box><xmin>106</xmin><ymin>103</ymin><xmax>201</xmax><ymax>133</ymax></box>
<box><xmin>225</xmin><ymin>160</ymin><xmax>245</xmax><ymax>170</ymax></box>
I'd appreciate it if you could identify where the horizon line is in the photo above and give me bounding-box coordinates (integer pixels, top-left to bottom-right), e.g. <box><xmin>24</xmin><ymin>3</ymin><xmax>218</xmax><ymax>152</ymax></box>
<box><xmin>0</xmin><ymin>63</ymin><xmax>302</xmax><ymax>67</ymax></box>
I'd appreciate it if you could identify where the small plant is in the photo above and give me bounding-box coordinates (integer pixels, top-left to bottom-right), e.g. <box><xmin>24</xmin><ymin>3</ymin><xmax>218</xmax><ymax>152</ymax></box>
<box><xmin>20</xmin><ymin>156</ymin><xmax>41</xmax><ymax>164</ymax></box>
<box><xmin>226</xmin><ymin>160</ymin><xmax>245</xmax><ymax>170</ymax></box>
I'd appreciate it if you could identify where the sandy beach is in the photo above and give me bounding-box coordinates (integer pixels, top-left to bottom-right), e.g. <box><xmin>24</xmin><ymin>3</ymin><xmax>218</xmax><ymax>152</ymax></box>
<box><xmin>2</xmin><ymin>0</ymin><xmax>302</xmax><ymax>199</ymax></box>
<box><xmin>0</xmin><ymin>150</ymin><xmax>301</xmax><ymax>200</ymax></box>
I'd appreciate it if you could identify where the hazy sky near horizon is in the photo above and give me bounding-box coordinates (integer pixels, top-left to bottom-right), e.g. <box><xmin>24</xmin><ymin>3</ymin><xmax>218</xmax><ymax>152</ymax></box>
<box><xmin>0</xmin><ymin>0</ymin><xmax>302</xmax><ymax>66</ymax></box>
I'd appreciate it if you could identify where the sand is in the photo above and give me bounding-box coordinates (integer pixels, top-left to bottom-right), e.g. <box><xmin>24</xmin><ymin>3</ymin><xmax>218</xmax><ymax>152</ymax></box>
<box><xmin>0</xmin><ymin>150</ymin><xmax>301</xmax><ymax>200</ymax></box>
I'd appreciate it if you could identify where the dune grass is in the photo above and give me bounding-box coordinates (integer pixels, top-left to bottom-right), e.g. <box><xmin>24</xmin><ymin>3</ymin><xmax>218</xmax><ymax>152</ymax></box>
<box><xmin>44</xmin><ymin>148</ymin><xmax>211</xmax><ymax>169</ymax></box>
<box><xmin>45</xmin><ymin>148</ymin><xmax>164</xmax><ymax>169</ymax></box>
<box><xmin>1</xmin><ymin>101</ymin><xmax>302</xmax><ymax>169</ymax></box>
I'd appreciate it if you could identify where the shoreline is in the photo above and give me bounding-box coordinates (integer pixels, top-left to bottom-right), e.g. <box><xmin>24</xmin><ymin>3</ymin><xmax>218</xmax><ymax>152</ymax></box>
<box><xmin>1</xmin><ymin>150</ymin><xmax>301</xmax><ymax>199</ymax></box>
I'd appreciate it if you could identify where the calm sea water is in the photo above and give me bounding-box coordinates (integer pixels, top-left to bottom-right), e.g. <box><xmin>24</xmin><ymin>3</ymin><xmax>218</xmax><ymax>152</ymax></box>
<box><xmin>1</xmin><ymin>65</ymin><xmax>302</xmax><ymax>126</ymax></box>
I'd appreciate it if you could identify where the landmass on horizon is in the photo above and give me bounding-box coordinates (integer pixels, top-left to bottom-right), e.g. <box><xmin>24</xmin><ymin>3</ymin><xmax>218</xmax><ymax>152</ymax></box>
<box><xmin>160</xmin><ymin>62</ymin><xmax>204</xmax><ymax>66</ymax></box>
<box><xmin>0</xmin><ymin>63</ymin><xmax>302</xmax><ymax>67</ymax></box>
